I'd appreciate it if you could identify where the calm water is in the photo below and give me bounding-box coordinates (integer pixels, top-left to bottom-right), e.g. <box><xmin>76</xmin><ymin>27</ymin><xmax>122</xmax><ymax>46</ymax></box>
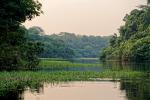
<box><xmin>23</xmin><ymin>82</ymin><xmax>127</xmax><ymax>100</ymax></box>
<box><xmin>1</xmin><ymin>59</ymin><xmax>150</xmax><ymax>100</ymax></box>
<box><xmin>37</xmin><ymin>66</ymin><xmax>104</xmax><ymax>72</ymax></box>
<box><xmin>71</xmin><ymin>58</ymin><xmax>100</xmax><ymax>64</ymax></box>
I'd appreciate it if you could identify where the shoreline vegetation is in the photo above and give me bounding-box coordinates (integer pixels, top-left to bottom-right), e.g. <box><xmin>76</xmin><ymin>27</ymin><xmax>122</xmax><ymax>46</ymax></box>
<box><xmin>100</xmin><ymin>6</ymin><xmax>150</xmax><ymax>62</ymax></box>
<box><xmin>0</xmin><ymin>58</ymin><xmax>148</xmax><ymax>97</ymax></box>
<box><xmin>28</xmin><ymin>31</ymin><xmax>110</xmax><ymax>59</ymax></box>
<box><xmin>38</xmin><ymin>58</ymin><xmax>101</xmax><ymax>68</ymax></box>
<box><xmin>0</xmin><ymin>70</ymin><xmax>144</xmax><ymax>96</ymax></box>
<box><xmin>1</xmin><ymin>0</ymin><xmax>150</xmax><ymax>100</ymax></box>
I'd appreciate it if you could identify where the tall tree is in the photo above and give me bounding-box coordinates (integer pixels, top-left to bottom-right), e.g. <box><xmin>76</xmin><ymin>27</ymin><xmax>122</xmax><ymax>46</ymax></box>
<box><xmin>100</xmin><ymin>6</ymin><xmax>150</xmax><ymax>61</ymax></box>
<box><xmin>0</xmin><ymin>0</ymin><xmax>42</xmax><ymax>33</ymax></box>
<box><xmin>0</xmin><ymin>0</ymin><xmax>43</xmax><ymax>70</ymax></box>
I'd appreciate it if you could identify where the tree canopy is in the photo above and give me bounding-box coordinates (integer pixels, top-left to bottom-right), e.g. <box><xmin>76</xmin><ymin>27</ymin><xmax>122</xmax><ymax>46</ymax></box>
<box><xmin>0</xmin><ymin>0</ymin><xmax>43</xmax><ymax>70</ymax></box>
<box><xmin>0</xmin><ymin>0</ymin><xmax>42</xmax><ymax>33</ymax></box>
<box><xmin>100</xmin><ymin>6</ymin><xmax>150</xmax><ymax>61</ymax></box>
<box><xmin>28</xmin><ymin>28</ymin><xmax>110</xmax><ymax>58</ymax></box>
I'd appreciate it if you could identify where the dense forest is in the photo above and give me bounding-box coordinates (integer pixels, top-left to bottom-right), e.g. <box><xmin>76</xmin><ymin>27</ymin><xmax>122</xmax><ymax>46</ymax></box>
<box><xmin>28</xmin><ymin>27</ymin><xmax>110</xmax><ymax>58</ymax></box>
<box><xmin>0</xmin><ymin>0</ymin><xmax>110</xmax><ymax>70</ymax></box>
<box><xmin>1</xmin><ymin>1</ymin><xmax>150</xmax><ymax>100</ymax></box>
<box><xmin>0</xmin><ymin>0</ymin><xmax>43</xmax><ymax>70</ymax></box>
<box><xmin>100</xmin><ymin>6</ymin><xmax>150</xmax><ymax>61</ymax></box>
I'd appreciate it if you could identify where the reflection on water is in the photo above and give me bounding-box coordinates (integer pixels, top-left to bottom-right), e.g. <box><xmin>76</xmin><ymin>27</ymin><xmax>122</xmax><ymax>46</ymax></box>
<box><xmin>0</xmin><ymin>90</ymin><xmax>23</xmax><ymax>100</ymax></box>
<box><xmin>103</xmin><ymin>61</ymin><xmax>150</xmax><ymax>71</ymax></box>
<box><xmin>120</xmin><ymin>79</ymin><xmax>150</xmax><ymax>100</ymax></box>
<box><xmin>0</xmin><ymin>84</ymin><xmax>44</xmax><ymax>100</ymax></box>
<box><xmin>1</xmin><ymin>79</ymin><xmax>150</xmax><ymax>100</ymax></box>
<box><xmin>1</xmin><ymin>61</ymin><xmax>150</xmax><ymax>100</ymax></box>
<box><xmin>38</xmin><ymin>66</ymin><xmax>104</xmax><ymax>72</ymax></box>
<box><xmin>23</xmin><ymin>82</ymin><xmax>127</xmax><ymax>100</ymax></box>
<box><xmin>72</xmin><ymin>58</ymin><xmax>100</xmax><ymax>64</ymax></box>
<box><xmin>102</xmin><ymin>61</ymin><xmax>150</xmax><ymax>100</ymax></box>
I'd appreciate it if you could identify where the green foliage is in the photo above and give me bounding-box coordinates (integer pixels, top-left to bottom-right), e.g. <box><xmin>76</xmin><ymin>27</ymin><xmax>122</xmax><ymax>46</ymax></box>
<box><xmin>27</xmin><ymin>31</ymin><xmax>75</xmax><ymax>59</ymax></box>
<box><xmin>0</xmin><ymin>0</ymin><xmax>43</xmax><ymax>70</ymax></box>
<box><xmin>27</xmin><ymin>29</ymin><xmax>110</xmax><ymax>58</ymax></box>
<box><xmin>0</xmin><ymin>27</ymin><xmax>43</xmax><ymax>70</ymax></box>
<box><xmin>100</xmin><ymin>6</ymin><xmax>150</xmax><ymax>62</ymax></box>
<box><xmin>38</xmin><ymin>59</ymin><xmax>101</xmax><ymax>68</ymax></box>
<box><xmin>0</xmin><ymin>70</ymin><xmax>144</xmax><ymax>96</ymax></box>
<box><xmin>49</xmin><ymin>32</ymin><xmax>110</xmax><ymax>58</ymax></box>
<box><xmin>131</xmin><ymin>37</ymin><xmax>150</xmax><ymax>60</ymax></box>
<box><xmin>0</xmin><ymin>0</ymin><xmax>42</xmax><ymax>33</ymax></box>
<box><xmin>28</xmin><ymin>26</ymin><xmax>45</xmax><ymax>35</ymax></box>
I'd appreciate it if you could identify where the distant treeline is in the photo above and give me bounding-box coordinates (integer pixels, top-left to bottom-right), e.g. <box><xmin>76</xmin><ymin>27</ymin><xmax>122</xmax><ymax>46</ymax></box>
<box><xmin>100</xmin><ymin>6</ymin><xmax>150</xmax><ymax>61</ymax></box>
<box><xmin>28</xmin><ymin>27</ymin><xmax>110</xmax><ymax>58</ymax></box>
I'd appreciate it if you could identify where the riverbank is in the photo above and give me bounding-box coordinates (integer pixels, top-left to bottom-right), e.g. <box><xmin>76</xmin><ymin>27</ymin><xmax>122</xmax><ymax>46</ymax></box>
<box><xmin>0</xmin><ymin>70</ymin><xmax>144</xmax><ymax>96</ymax></box>
<box><xmin>0</xmin><ymin>58</ymin><xmax>149</xmax><ymax>97</ymax></box>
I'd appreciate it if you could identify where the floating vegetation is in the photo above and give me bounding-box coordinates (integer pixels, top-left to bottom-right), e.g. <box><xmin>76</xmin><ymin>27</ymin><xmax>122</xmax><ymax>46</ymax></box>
<box><xmin>38</xmin><ymin>59</ymin><xmax>102</xmax><ymax>68</ymax></box>
<box><xmin>0</xmin><ymin>59</ymin><xmax>148</xmax><ymax>97</ymax></box>
<box><xmin>0</xmin><ymin>70</ymin><xmax>145</xmax><ymax>96</ymax></box>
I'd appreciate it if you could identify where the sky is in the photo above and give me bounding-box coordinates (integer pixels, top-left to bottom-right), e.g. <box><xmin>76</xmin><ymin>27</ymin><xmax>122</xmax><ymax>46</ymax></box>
<box><xmin>24</xmin><ymin>0</ymin><xmax>147</xmax><ymax>36</ymax></box>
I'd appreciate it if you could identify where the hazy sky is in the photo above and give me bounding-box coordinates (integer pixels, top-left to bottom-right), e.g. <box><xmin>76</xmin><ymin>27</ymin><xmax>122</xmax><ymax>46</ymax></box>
<box><xmin>24</xmin><ymin>0</ymin><xmax>147</xmax><ymax>36</ymax></box>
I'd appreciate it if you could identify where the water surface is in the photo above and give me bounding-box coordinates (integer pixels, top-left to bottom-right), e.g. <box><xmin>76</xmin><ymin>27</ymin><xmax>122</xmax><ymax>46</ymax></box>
<box><xmin>23</xmin><ymin>81</ymin><xmax>127</xmax><ymax>100</ymax></box>
<box><xmin>1</xmin><ymin>59</ymin><xmax>150</xmax><ymax>100</ymax></box>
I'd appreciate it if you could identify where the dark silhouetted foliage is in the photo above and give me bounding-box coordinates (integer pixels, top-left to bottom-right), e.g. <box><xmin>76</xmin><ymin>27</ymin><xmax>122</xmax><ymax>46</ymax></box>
<box><xmin>0</xmin><ymin>0</ymin><xmax>43</xmax><ymax>70</ymax></box>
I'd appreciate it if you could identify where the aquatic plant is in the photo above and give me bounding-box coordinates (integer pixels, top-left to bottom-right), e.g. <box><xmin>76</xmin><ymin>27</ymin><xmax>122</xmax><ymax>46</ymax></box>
<box><xmin>0</xmin><ymin>70</ymin><xmax>145</xmax><ymax>96</ymax></box>
<box><xmin>38</xmin><ymin>59</ymin><xmax>102</xmax><ymax>68</ymax></box>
